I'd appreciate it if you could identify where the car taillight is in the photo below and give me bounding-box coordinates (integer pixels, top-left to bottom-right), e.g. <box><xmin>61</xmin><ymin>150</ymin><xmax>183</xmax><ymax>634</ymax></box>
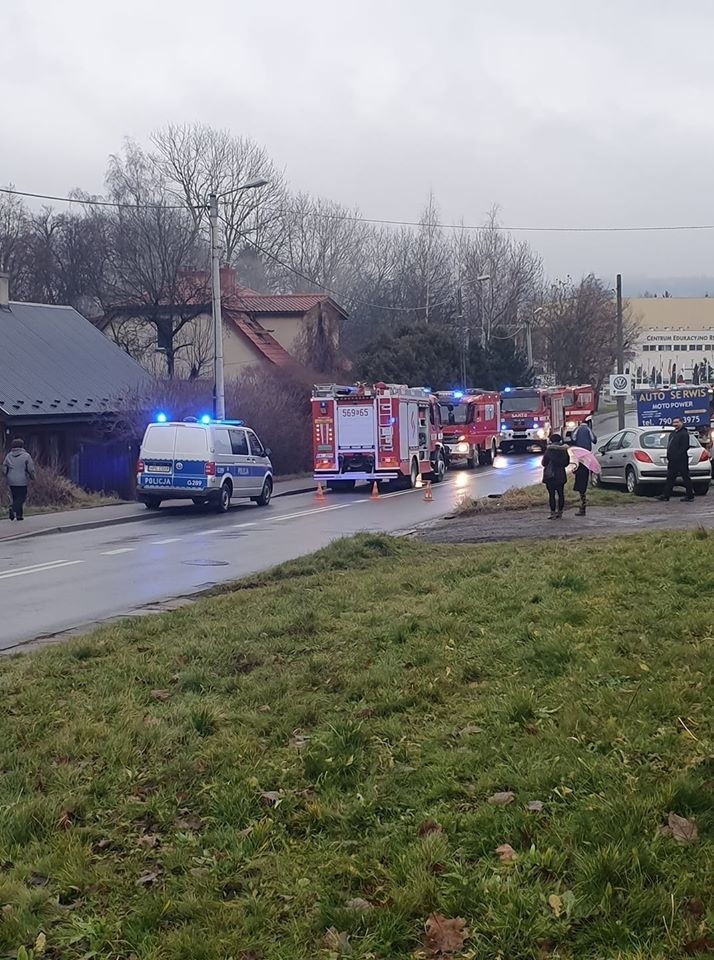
<box><xmin>634</xmin><ymin>450</ymin><xmax>653</xmax><ymax>463</ymax></box>
<box><xmin>136</xmin><ymin>459</ymin><xmax>144</xmax><ymax>473</ymax></box>
<box><xmin>699</xmin><ymin>449</ymin><xmax>710</xmax><ymax>462</ymax></box>
<box><xmin>205</xmin><ymin>461</ymin><xmax>216</xmax><ymax>476</ymax></box>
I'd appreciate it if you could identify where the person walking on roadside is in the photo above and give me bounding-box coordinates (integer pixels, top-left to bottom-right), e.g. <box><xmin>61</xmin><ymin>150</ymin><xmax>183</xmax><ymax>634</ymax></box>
<box><xmin>542</xmin><ymin>432</ymin><xmax>570</xmax><ymax>519</ymax></box>
<box><xmin>657</xmin><ymin>418</ymin><xmax>694</xmax><ymax>502</ymax></box>
<box><xmin>571</xmin><ymin>417</ymin><xmax>598</xmax><ymax>516</ymax></box>
<box><xmin>2</xmin><ymin>439</ymin><xmax>36</xmax><ymax>521</ymax></box>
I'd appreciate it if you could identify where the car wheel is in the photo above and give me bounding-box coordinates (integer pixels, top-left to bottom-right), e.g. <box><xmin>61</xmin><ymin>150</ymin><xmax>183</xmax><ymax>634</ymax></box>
<box><xmin>625</xmin><ymin>466</ymin><xmax>644</xmax><ymax>496</ymax></box>
<box><xmin>694</xmin><ymin>482</ymin><xmax>710</xmax><ymax>496</ymax></box>
<box><xmin>216</xmin><ymin>483</ymin><xmax>232</xmax><ymax>513</ymax></box>
<box><xmin>410</xmin><ymin>458</ymin><xmax>419</xmax><ymax>488</ymax></box>
<box><xmin>254</xmin><ymin>478</ymin><xmax>273</xmax><ymax>506</ymax></box>
<box><xmin>144</xmin><ymin>497</ymin><xmax>161</xmax><ymax>510</ymax></box>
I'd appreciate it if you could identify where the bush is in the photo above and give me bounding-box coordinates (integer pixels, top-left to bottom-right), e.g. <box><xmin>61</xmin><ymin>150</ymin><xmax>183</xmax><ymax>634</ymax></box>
<box><xmin>0</xmin><ymin>462</ymin><xmax>114</xmax><ymax>511</ymax></box>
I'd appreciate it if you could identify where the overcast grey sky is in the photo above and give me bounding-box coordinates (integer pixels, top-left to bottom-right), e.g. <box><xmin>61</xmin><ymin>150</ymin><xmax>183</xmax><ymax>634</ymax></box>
<box><xmin>5</xmin><ymin>0</ymin><xmax>714</xmax><ymax>289</ymax></box>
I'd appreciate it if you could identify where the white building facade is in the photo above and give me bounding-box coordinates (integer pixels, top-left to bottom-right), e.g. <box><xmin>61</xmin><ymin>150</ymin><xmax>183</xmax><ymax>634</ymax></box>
<box><xmin>625</xmin><ymin>298</ymin><xmax>714</xmax><ymax>387</ymax></box>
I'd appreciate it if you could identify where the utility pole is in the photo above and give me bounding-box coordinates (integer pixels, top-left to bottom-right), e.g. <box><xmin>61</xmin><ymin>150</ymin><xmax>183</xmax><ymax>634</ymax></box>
<box><xmin>456</xmin><ymin>284</ymin><xmax>467</xmax><ymax>390</ymax></box>
<box><xmin>616</xmin><ymin>273</ymin><xmax>625</xmax><ymax>430</ymax></box>
<box><xmin>209</xmin><ymin>192</ymin><xmax>225</xmax><ymax>421</ymax></box>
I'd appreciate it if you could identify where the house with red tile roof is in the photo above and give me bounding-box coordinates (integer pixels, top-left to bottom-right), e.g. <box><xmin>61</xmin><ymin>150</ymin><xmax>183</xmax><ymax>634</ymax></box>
<box><xmin>97</xmin><ymin>267</ymin><xmax>349</xmax><ymax>379</ymax></box>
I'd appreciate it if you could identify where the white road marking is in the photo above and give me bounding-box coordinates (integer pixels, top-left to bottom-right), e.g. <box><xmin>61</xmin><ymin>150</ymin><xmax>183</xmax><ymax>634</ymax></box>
<box><xmin>0</xmin><ymin>559</ymin><xmax>84</xmax><ymax>581</ymax></box>
<box><xmin>101</xmin><ymin>548</ymin><xmax>135</xmax><ymax>556</ymax></box>
<box><xmin>270</xmin><ymin>503</ymin><xmax>353</xmax><ymax>522</ymax></box>
<box><xmin>232</xmin><ymin>521</ymin><xmax>257</xmax><ymax>528</ymax></box>
<box><xmin>152</xmin><ymin>538</ymin><xmax>183</xmax><ymax>545</ymax></box>
<box><xmin>195</xmin><ymin>528</ymin><xmax>223</xmax><ymax>536</ymax></box>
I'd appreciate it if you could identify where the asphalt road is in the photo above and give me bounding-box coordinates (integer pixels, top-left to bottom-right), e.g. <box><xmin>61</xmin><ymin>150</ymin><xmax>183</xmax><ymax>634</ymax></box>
<box><xmin>0</xmin><ymin>454</ymin><xmax>542</xmax><ymax>650</ymax></box>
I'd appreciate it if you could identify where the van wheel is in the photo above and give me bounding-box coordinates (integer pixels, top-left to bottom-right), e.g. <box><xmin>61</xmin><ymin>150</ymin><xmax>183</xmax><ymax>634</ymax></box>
<box><xmin>216</xmin><ymin>483</ymin><xmax>232</xmax><ymax>513</ymax></box>
<box><xmin>144</xmin><ymin>497</ymin><xmax>161</xmax><ymax>510</ymax></box>
<box><xmin>253</xmin><ymin>478</ymin><xmax>273</xmax><ymax>506</ymax></box>
<box><xmin>410</xmin><ymin>458</ymin><xmax>419</xmax><ymax>488</ymax></box>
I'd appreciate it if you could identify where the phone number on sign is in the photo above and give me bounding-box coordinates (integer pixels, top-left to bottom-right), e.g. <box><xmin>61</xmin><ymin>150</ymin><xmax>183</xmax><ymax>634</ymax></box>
<box><xmin>340</xmin><ymin>408</ymin><xmax>371</xmax><ymax>417</ymax></box>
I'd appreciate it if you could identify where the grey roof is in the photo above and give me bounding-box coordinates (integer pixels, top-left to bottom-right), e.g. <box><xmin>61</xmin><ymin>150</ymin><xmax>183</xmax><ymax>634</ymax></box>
<box><xmin>0</xmin><ymin>301</ymin><xmax>151</xmax><ymax>420</ymax></box>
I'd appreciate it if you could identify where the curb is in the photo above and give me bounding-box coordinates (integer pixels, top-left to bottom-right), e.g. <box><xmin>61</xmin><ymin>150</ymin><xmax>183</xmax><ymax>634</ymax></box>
<box><xmin>0</xmin><ymin>482</ymin><xmax>316</xmax><ymax>544</ymax></box>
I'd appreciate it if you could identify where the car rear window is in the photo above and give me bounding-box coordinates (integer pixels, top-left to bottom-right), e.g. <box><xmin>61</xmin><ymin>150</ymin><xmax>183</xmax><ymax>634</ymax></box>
<box><xmin>641</xmin><ymin>430</ymin><xmax>700</xmax><ymax>449</ymax></box>
<box><xmin>142</xmin><ymin>425</ymin><xmax>176</xmax><ymax>455</ymax></box>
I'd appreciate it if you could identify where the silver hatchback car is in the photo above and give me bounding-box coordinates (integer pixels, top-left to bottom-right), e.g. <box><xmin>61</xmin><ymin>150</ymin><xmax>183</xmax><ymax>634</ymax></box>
<box><xmin>595</xmin><ymin>427</ymin><xmax>712</xmax><ymax>496</ymax></box>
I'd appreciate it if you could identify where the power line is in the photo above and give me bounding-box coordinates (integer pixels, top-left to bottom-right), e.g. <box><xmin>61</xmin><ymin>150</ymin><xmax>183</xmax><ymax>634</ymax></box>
<box><xmin>4</xmin><ymin>184</ymin><xmax>714</xmax><ymax>233</ymax></box>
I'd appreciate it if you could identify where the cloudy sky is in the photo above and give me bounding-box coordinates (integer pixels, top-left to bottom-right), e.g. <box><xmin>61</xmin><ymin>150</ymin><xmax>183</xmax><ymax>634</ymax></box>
<box><xmin>5</xmin><ymin>0</ymin><xmax>714</xmax><ymax>290</ymax></box>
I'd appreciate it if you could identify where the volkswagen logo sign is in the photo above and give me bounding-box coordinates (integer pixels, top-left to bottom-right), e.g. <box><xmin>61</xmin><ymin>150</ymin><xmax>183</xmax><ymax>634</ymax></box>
<box><xmin>612</xmin><ymin>375</ymin><xmax>628</xmax><ymax>391</ymax></box>
<box><xmin>175</xmin><ymin>462</ymin><xmax>183</xmax><ymax>471</ymax></box>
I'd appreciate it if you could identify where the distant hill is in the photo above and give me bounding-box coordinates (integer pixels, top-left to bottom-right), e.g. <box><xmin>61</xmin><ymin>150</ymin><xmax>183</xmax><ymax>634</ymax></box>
<box><xmin>623</xmin><ymin>276</ymin><xmax>714</xmax><ymax>298</ymax></box>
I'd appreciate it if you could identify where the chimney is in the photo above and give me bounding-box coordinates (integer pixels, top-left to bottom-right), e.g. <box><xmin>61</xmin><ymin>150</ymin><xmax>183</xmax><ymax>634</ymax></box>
<box><xmin>0</xmin><ymin>273</ymin><xmax>8</xmax><ymax>308</ymax></box>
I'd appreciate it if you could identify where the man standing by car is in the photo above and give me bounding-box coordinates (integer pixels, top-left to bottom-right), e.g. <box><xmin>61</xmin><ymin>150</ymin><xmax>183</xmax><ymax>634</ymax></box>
<box><xmin>657</xmin><ymin>418</ymin><xmax>694</xmax><ymax>502</ymax></box>
<box><xmin>571</xmin><ymin>417</ymin><xmax>597</xmax><ymax>516</ymax></box>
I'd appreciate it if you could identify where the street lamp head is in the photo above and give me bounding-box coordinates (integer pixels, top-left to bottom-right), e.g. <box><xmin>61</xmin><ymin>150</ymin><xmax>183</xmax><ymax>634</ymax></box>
<box><xmin>477</xmin><ymin>274</ymin><xmax>491</xmax><ymax>282</ymax></box>
<box><xmin>238</xmin><ymin>177</ymin><xmax>269</xmax><ymax>190</ymax></box>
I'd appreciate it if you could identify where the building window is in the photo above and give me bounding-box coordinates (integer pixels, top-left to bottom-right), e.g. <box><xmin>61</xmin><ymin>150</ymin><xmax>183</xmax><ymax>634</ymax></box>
<box><xmin>689</xmin><ymin>344</ymin><xmax>698</xmax><ymax>351</ymax></box>
<box><xmin>658</xmin><ymin>345</ymin><xmax>666</xmax><ymax>351</ymax></box>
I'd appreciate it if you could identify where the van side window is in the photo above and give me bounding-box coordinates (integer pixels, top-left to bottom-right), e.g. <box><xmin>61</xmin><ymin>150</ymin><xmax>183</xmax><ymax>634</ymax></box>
<box><xmin>213</xmin><ymin>428</ymin><xmax>232</xmax><ymax>457</ymax></box>
<box><xmin>229</xmin><ymin>429</ymin><xmax>249</xmax><ymax>456</ymax></box>
<box><xmin>246</xmin><ymin>430</ymin><xmax>265</xmax><ymax>457</ymax></box>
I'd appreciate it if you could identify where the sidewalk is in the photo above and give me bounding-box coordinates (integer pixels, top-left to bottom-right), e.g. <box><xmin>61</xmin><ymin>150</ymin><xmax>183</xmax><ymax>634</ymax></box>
<box><xmin>0</xmin><ymin>476</ymin><xmax>315</xmax><ymax>544</ymax></box>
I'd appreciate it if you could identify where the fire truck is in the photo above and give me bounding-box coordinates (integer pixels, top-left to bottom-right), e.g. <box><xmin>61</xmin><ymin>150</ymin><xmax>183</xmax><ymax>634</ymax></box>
<box><xmin>435</xmin><ymin>390</ymin><xmax>501</xmax><ymax>468</ymax></box>
<box><xmin>558</xmin><ymin>384</ymin><xmax>596</xmax><ymax>435</ymax></box>
<box><xmin>311</xmin><ymin>383</ymin><xmax>447</xmax><ymax>490</ymax></box>
<box><xmin>499</xmin><ymin>386</ymin><xmax>565</xmax><ymax>453</ymax></box>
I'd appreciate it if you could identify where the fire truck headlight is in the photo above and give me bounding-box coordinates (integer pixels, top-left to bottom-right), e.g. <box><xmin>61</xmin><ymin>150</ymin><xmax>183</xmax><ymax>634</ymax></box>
<box><xmin>456</xmin><ymin>442</ymin><xmax>470</xmax><ymax>455</ymax></box>
<box><xmin>536</xmin><ymin>428</ymin><xmax>546</xmax><ymax>439</ymax></box>
<box><xmin>566</xmin><ymin>420</ymin><xmax>577</xmax><ymax>430</ymax></box>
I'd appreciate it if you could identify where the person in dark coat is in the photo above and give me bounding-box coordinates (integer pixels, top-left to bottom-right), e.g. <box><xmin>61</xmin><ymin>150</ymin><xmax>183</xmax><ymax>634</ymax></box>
<box><xmin>571</xmin><ymin>417</ymin><xmax>597</xmax><ymax>516</ymax></box>
<box><xmin>657</xmin><ymin>418</ymin><xmax>694</xmax><ymax>501</ymax></box>
<box><xmin>541</xmin><ymin>432</ymin><xmax>570</xmax><ymax>519</ymax></box>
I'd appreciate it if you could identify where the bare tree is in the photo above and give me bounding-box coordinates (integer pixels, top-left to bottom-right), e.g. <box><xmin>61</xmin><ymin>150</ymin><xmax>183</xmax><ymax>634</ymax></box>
<box><xmin>0</xmin><ymin>188</ymin><xmax>32</xmax><ymax>297</ymax></box>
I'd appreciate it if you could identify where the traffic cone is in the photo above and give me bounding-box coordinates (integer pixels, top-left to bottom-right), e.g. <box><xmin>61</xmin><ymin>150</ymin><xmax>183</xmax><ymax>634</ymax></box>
<box><xmin>315</xmin><ymin>482</ymin><xmax>326</xmax><ymax>501</ymax></box>
<box><xmin>370</xmin><ymin>481</ymin><xmax>380</xmax><ymax>500</ymax></box>
<box><xmin>415</xmin><ymin>474</ymin><xmax>423</xmax><ymax>488</ymax></box>
<box><xmin>423</xmin><ymin>480</ymin><xmax>433</xmax><ymax>502</ymax></box>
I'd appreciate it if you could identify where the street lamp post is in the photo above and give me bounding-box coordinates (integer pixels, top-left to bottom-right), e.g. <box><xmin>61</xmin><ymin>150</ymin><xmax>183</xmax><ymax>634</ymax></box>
<box><xmin>208</xmin><ymin>178</ymin><xmax>268</xmax><ymax>420</ymax></box>
<box><xmin>526</xmin><ymin>306</ymin><xmax>544</xmax><ymax>368</ymax></box>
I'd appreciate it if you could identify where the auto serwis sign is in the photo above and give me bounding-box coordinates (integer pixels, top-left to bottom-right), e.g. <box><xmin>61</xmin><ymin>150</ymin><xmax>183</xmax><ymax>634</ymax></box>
<box><xmin>636</xmin><ymin>386</ymin><xmax>710</xmax><ymax>427</ymax></box>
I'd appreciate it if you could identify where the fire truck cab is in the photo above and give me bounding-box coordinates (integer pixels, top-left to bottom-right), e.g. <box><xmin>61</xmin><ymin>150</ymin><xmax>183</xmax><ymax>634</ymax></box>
<box><xmin>500</xmin><ymin>387</ymin><xmax>565</xmax><ymax>453</ymax></box>
<box><xmin>312</xmin><ymin>383</ymin><xmax>446</xmax><ymax>490</ymax></box>
<box><xmin>559</xmin><ymin>384</ymin><xmax>596</xmax><ymax>435</ymax></box>
<box><xmin>436</xmin><ymin>390</ymin><xmax>501</xmax><ymax>468</ymax></box>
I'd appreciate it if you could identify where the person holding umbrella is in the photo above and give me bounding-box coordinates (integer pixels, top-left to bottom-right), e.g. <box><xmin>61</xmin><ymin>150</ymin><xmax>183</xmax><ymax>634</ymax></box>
<box><xmin>571</xmin><ymin>417</ymin><xmax>597</xmax><ymax>516</ymax></box>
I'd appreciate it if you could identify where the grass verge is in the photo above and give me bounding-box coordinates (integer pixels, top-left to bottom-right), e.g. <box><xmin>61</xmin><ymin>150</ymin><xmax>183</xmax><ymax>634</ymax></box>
<box><xmin>0</xmin><ymin>532</ymin><xmax>711</xmax><ymax>960</ymax></box>
<box><xmin>456</xmin><ymin>482</ymin><xmax>637</xmax><ymax>514</ymax></box>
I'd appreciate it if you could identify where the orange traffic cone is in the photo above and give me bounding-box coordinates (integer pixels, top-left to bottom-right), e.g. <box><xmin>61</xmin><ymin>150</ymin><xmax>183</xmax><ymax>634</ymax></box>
<box><xmin>315</xmin><ymin>482</ymin><xmax>326</xmax><ymax>501</ymax></box>
<box><xmin>370</xmin><ymin>481</ymin><xmax>380</xmax><ymax>500</ymax></box>
<box><xmin>423</xmin><ymin>480</ymin><xmax>433</xmax><ymax>502</ymax></box>
<box><xmin>415</xmin><ymin>474</ymin><xmax>423</xmax><ymax>489</ymax></box>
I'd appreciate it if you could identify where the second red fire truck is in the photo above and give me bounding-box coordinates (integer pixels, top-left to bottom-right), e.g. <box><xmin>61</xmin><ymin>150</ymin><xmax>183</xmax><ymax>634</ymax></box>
<box><xmin>311</xmin><ymin>382</ymin><xmax>447</xmax><ymax>490</ymax></box>
<box><xmin>436</xmin><ymin>389</ymin><xmax>502</xmax><ymax>468</ymax></box>
<box><xmin>499</xmin><ymin>386</ymin><xmax>566</xmax><ymax>453</ymax></box>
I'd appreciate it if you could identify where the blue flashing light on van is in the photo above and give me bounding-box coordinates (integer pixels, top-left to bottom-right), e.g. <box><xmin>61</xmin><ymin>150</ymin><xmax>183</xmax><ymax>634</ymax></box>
<box><xmin>155</xmin><ymin>412</ymin><xmax>168</xmax><ymax>423</ymax></box>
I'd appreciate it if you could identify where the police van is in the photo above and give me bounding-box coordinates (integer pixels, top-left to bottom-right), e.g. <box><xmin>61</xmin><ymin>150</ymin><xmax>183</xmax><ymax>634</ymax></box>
<box><xmin>137</xmin><ymin>416</ymin><xmax>273</xmax><ymax>513</ymax></box>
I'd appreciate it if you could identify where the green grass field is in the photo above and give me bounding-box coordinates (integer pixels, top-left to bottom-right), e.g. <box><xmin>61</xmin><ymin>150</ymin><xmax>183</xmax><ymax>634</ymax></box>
<box><xmin>0</xmin><ymin>533</ymin><xmax>711</xmax><ymax>960</ymax></box>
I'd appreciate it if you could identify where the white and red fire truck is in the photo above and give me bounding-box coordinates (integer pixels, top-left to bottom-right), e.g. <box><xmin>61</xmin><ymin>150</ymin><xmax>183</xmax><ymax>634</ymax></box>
<box><xmin>436</xmin><ymin>389</ymin><xmax>502</xmax><ymax>468</ymax></box>
<box><xmin>499</xmin><ymin>386</ymin><xmax>565</xmax><ymax>453</ymax></box>
<box><xmin>311</xmin><ymin>382</ymin><xmax>446</xmax><ymax>490</ymax></box>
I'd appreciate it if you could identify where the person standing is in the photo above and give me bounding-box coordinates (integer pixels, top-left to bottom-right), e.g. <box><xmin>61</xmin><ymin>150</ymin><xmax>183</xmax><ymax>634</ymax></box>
<box><xmin>2</xmin><ymin>438</ymin><xmax>36</xmax><ymax>521</ymax></box>
<box><xmin>571</xmin><ymin>417</ymin><xmax>598</xmax><ymax>516</ymax></box>
<box><xmin>657</xmin><ymin>418</ymin><xmax>694</xmax><ymax>502</ymax></box>
<box><xmin>542</xmin><ymin>432</ymin><xmax>570</xmax><ymax>519</ymax></box>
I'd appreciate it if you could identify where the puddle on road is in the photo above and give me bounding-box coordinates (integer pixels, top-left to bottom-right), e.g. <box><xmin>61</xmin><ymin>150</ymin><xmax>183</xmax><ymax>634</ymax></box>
<box><xmin>182</xmin><ymin>559</ymin><xmax>230</xmax><ymax>567</ymax></box>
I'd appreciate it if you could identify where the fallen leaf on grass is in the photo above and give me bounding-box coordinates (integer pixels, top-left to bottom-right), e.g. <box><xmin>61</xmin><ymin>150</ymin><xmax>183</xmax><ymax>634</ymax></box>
<box><xmin>175</xmin><ymin>810</ymin><xmax>204</xmax><ymax>831</ymax></box>
<box><xmin>495</xmin><ymin>843</ymin><xmax>517</xmax><ymax>862</ymax></box>
<box><xmin>685</xmin><ymin>897</ymin><xmax>705</xmax><ymax>918</ymax></box>
<box><xmin>322</xmin><ymin>927</ymin><xmax>351</xmax><ymax>954</ymax></box>
<box><xmin>659</xmin><ymin>812</ymin><xmax>698</xmax><ymax>844</ymax></box>
<box><xmin>137</xmin><ymin>834</ymin><xmax>159</xmax><ymax>849</ymax></box>
<box><xmin>458</xmin><ymin>724</ymin><xmax>483</xmax><ymax>736</ymax></box>
<box><xmin>289</xmin><ymin>733</ymin><xmax>310</xmax><ymax>749</ymax></box>
<box><xmin>345</xmin><ymin>897</ymin><xmax>374</xmax><ymax>912</ymax></box>
<box><xmin>525</xmin><ymin>800</ymin><xmax>544</xmax><ymax>812</ymax></box>
<box><xmin>57</xmin><ymin>807</ymin><xmax>77</xmax><ymax>830</ymax></box>
<box><xmin>34</xmin><ymin>932</ymin><xmax>47</xmax><ymax>955</ymax></box>
<box><xmin>260</xmin><ymin>791</ymin><xmax>283</xmax><ymax>807</ymax></box>
<box><xmin>94</xmin><ymin>838</ymin><xmax>112</xmax><ymax>851</ymax></box>
<box><xmin>237</xmin><ymin>826</ymin><xmax>254</xmax><ymax>840</ymax></box>
<box><xmin>683</xmin><ymin>936</ymin><xmax>714</xmax><ymax>955</ymax></box>
<box><xmin>149</xmin><ymin>689</ymin><xmax>172</xmax><ymax>702</ymax></box>
<box><xmin>238</xmin><ymin>952</ymin><xmax>264</xmax><ymax>960</ymax></box>
<box><xmin>488</xmin><ymin>791</ymin><xmax>515</xmax><ymax>806</ymax></box>
<box><xmin>189</xmin><ymin>867</ymin><xmax>209</xmax><ymax>878</ymax></box>
<box><xmin>143</xmin><ymin>716</ymin><xmax>161</xmax><ymax>727</ymax></box>
<box><xmin>258</xmin><ymin>704</ymin><xmax>272</xmax><ymax>713</ymax></box>
<box><xmin>135</xmin><ymin>870</ymin><xmax>161</xmax><ymax>886</ymax></box>
<box><xmin>423</xmin><ymin>913</ymin><xmax>468</xmax><ymax>956</ymax></box>
<box><xmin>547</xmin><ymin>894</ymin><xmax>562</xmax><ymax>917</ymax></box>
<box><xmin>418</xmin><ymin>818</ymin><xmax>444</xmax><ymax>838</ymax></box>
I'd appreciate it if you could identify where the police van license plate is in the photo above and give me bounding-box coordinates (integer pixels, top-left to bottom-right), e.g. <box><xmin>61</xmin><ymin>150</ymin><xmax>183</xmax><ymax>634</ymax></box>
<box><xmin>147</xmin><ymin>465</ymin><xmax>171</xmax><ymax>473</ymax></box>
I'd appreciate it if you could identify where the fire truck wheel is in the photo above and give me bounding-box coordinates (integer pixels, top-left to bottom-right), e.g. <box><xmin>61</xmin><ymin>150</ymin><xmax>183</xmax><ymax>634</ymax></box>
<box><xmin>431</xmin><ymin>452</ymin><xmax>446</xmax><ymax>483</ymax></box>
<box><xmin>483</xmin><ymin>441</ymin><xmax>496</xmax><ymax>466</ymax></box>
<box><xmin>410</xmin><ymin>458</ymin><xmax>419</xmax><ymax>488</ymax></box>
<box><xmin>466</xmin><ymin>449</ymin><xmax>476</xmax><ymax>469</ymax></box>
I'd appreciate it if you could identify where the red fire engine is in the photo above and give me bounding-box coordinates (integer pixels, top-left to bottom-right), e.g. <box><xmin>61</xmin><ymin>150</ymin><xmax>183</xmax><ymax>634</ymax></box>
<box><xmin>500</xmin><ymin>386</ymin><xmax>565</xmax><ymax>453</ymax></box>
<box><xmin>557</xmin><ymin>384</ymin><xmax>596</xmax><ymax>434</ymax></box>
<box><xmin>435</xmin><ymin>390</ymin><xmax>501</xmax><ymax>468</ymax></box>
<box><xmin>311</xmin><ymin>383</ymin><xmax>446</xmax><ymax>490</ymax></box>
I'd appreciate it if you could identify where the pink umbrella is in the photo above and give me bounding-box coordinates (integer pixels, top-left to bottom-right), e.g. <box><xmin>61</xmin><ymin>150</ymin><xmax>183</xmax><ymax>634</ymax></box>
<box><xmin>569</xmin><ymin>445</ymin><xmax>601</xmax><ymax>474</ymax></box>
